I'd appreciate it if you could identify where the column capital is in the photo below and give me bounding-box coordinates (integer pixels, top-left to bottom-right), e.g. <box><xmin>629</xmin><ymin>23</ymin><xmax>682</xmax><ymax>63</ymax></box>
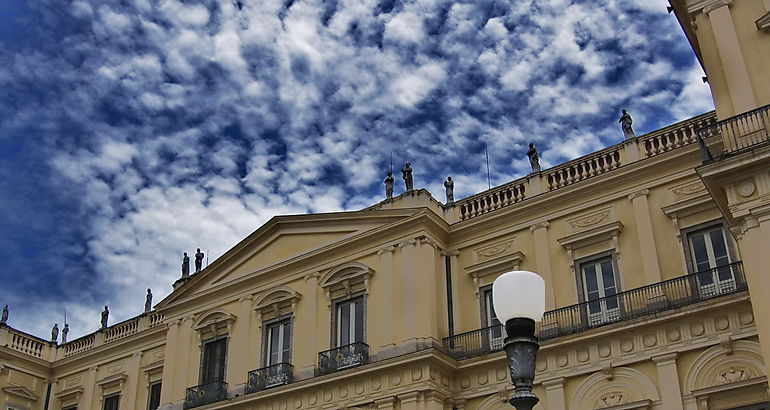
<box><xmin>441</xmin><ymin>249</ymin><xmax>460</xmax><ymax>257</ymax></box>
<box><xmin>530</xmin><ymin>221</ymin><xmax>549</xmax><ymax>231</ymax></box>
<box><xmin>688</xmin><ymin>0</ymin><xmax>731</xmax><ymax>14</ymax></box>
<box><xmin>398</xmin><ymin>238</ymin><xmax>417</xmax><ymax>248</ymax></box>
<box><xmin>303</xmin><ymin>271</ymin><xmax>320</xmax><ymax>281</ymax></box>
<box><xmin>418</xmin><ymin>236</ymin><xmax>440</xmax><ymax>249</ymax></box>
<box><xmin>652</xmin><ymin>352</ymin><xmax>678</xmax><ymax>364</ymax></box>
<box><xmin>238</xmin><ymin>294</ymin><xmax>253</xmax><ymax>303</ymax></box>
<box><xmin>378</xmin><ymin>246</ymin><xmax>395</xmax><ymax>255</ymax></box>
<box><xmin>628</xmin><ymin>188</ymin><xmax>650</xmax><ymax>200</ymax></box>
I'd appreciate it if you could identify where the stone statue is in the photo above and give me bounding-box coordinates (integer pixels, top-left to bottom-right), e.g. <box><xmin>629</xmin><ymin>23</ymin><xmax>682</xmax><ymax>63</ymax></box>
<box><xmin>101</xmin><ymin>306</ymin><xmax>109</xmax><ymax>330</ymax></box>
<box><xmin>182</xmin><ymin>252</ymin><xmax>190</xmax><ymax>278</ymax></box>
<box><xmin>619</xmin><ymin>109</ymin><xmax>636</xmax><ymax>139</ymax></box>
<box><xmin>195</xmin><ymin>248</ymin><xmax>204</xmax><ymax>272</ymax></box>
<box><xmin>51</xmin><ymin>323</ymin><xmax>59</xmax><ymax>343</ymax></box>
<box><xmin>384</xmin><ymin>171</ymin><xmax>394</xmax><ymax>199</ymax></box>
<box><xmin>145</xmin><ymin>289</ymin><xmax>153</xmax><ymax>313</ymax></box>
<box><xmin>527</xmin><ymin>143</ymin><xmax>541</xmax><ymax>172</ymax></box>
<box><xmin>62</xmin><ymin>323</ymin><xmax>69</xmax><ymax>343</ymax></box>
<box><xmin>444</xmin><ymin>177</ymin><xmax>454</xmax><ymax>203</ymax></box>
<box><xmin>1</xmin><ymin>305</ymin><xmax>7</xmax><ymax>324</ymax></box>
<box><xmin>401</xmin><ymin>163</ymin><xmax>414</xmax><ymax>191</ymax></box>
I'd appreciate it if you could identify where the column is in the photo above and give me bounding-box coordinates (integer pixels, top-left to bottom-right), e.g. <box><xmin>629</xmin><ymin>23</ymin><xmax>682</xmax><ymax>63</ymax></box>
<box><xmin>399</xmin><ymin>239</ymin><xmax>418</xmax><ymax>344</ymax></box>
<box><xmin>378</xmin><ymin>246</ymin><xmax>397</xmax><ymax>349</ymax></box>
<box><xmin>542</xmin><ymin>378</ymin><xmax>566</xmax><ymax>410</ymax></box>
<box><xmin>175</xmin><ymin>317</ymin><xmax>195</xmax><ymax>404</ymax></box>
<box><xmin>299</xmin><ymin>272</ymin><xmax>320</xmax><ymax>377</ymax></box>
<box><xmin>423</xmin><ymin>391</ymin><xmax>446</xmax><ymax>410</ymax></box>
<box><xmin>159</xmin><ymin>320</ymin><xmax>179</xmax><ymax>406</ymax></box>
<box><xmin>530</xmin><ymin>222</ymin><xmax>556</xmax><ymax>310</ymax></box>
<box><xmin>416</xmin><ymin>237</ymin><xmax>440</xmax><ymax>342</ymax></box>
<box><xmin>80</xmin><ymin>367</ymin><xmax>97</xmax><ymax>410</ymax></box>
<box><xmin>230</xmin><ymin>296</ymin><xmax>253</xmax><ymax>390</ymax></box>
<box><xmin>44</xmin><ymin>379</ymin><xmax>57</xmax><ymax>410</ymax></box>
<box><xmin>398</xmin><ymin>391</ymin><xmax>421</xmax><ymax>410</ymax></box>
<box><xmin>629</xmin><ymin>190</ymin><xmax>663</xmax><ymax>284</ymax></box>
<box><xmin>374</xmin><ymin>397</ymin><xmax>396</xmax><ymax>410</ymax></box>
<box><xmin>122</xmin><ymin>352</ymin><xmax>142</xmax><ymax>410</ymax></box>
<box><xmin>704</xmin><ymin>0</ymin><xmax>757</xmax><ymax>114</ymax></box>
<box><xmin>652</xmin><ymin>353</ymin><xmax>685</xmax><ymax>410</ymax></box>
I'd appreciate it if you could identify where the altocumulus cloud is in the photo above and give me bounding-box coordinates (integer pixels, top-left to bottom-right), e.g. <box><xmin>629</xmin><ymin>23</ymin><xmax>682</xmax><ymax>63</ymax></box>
<box><xmin>0</xmin><ymin>0</ymin><xmax>712</xmax><ymax>338</ymax></box>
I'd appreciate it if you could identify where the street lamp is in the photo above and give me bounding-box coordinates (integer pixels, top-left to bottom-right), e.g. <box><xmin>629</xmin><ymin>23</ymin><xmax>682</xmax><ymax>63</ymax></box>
<box><xmin>492</xmin><ymin>271</ymin><xmax>546</xmax><ymax>410</ymax></box>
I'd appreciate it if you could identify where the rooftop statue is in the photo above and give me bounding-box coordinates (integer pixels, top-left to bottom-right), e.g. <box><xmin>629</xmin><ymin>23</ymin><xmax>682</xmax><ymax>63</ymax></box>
<box><xmin>195</xmin><ymin>248</ymin><xmax>204</xmax><ymax>272</ymax></box>
<box><xmin>101</xmin><ymin>306</ymin><xmax>109</xmax><ymax>330</ymax></box>
<box><xmin>145</xmin><ymin>289</ymin><xmax>153</xmax><ymax>313</ymax></box>
<box><xmin>62</xmin><ymin>323</ymin><xmax>69</xmax><ymax>343</ymax></box>
<box><xmin>51</xmin><ymin>323</ymin><xmax>59</xmax><ymax>343</ymax></box>
<box><xmin>182</xmin><ymin>252</ymin><xmax>190</xmax><ymax>278</ymax></box>
<box><xmin>401</xmin><ymin>162</ymin><xmax>414</xmax><ymax>191</ymax></box>
<box><xmin>527</xmin><ymin>143</ymin><xmax>541</xmax><ymax>173</ymax></box>
<box><xmin>620</xmin><ymin>109</ymin><xmax>636</xmax><ymax>139</ymax></box>
<box><xmin>1</xmin><ymin>305</ymin><xmax>7</xmax><ymax>324</ymax></box>
<box><xmin>384</xmin><ymin>171</ymin><xmax>394</xmax><ymax>199</ymax></box>
<box><xmin>444</xmin><ymin>176</ymin><xmax>455</xmax><ymax>203</ymax></box>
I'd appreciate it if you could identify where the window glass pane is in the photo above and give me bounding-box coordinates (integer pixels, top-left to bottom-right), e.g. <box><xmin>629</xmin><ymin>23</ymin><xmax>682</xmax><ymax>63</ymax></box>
<box><xmin>600</xmin><ymin>261</ymin><xmax>615</xmax><ymax>290</ymax></box>
<box><xmin>354</xmin><ymin>299</ymin><xmax>364</xmax><ymax>343</ymax></box>
<box><xmin>215</xmin><ymin>339</ymin><xmax>227</xmax><ymax>381</ymax></box>
<box><xmin>339</xmin><ymin>303</ymin><xmax>350</xmax><ymax>346</ymax></box>
<box><xmin>202</xmin><ymin>338</ymin><xmax>227</xmax><ymax>383</ymax></box>
<box><xmin>148</xmin><ymin>383</ymin><xmax>161</xmax><ymax>410</ymax></box>
<box><xmin>709</xmin><ymin>229</ymin><xmax>730</xmax><ymax>266</ymax></box>
<box><xmin>583</xmin><ymin>264</ymin><xmax>598</xmax><ymax>294</ymax></box>
<box><xmin>282</xmin><ymin>321</ymin><xmax>291</xmax><ymax>363</ymax></box>
<box><xmin>269</xmin><ymin>325</ymin><xmax>280</xmax><ymax>365</ymax></box>
<box><xmin>691</xmin><ymin>235</ymin><xmax>711</xmax><ymax>271</ymax></box>
<box><xmin>103</xmin><ymin>396</ymin><xmax>119</xmax><ymax>410</ymax></box>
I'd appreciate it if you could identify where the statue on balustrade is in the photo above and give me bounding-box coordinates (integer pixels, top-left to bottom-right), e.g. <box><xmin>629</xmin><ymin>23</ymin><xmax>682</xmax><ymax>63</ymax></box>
<box><xmin>145</xmin><ymin>289</ymin><xmax>153</xmax><ymax>313</ymax></box>
<box><xmin>384</xmin><ymin>171</ymin><xmax>394</xmax><ymax>199</ymax></box>
<box><xmin>195</xmin><ymin>248</ymin><xmax>205</xmax><ymax>272</ymax></box>
<box><xmin>1</xmin><ymin>305</ymin><xmax>7</xmax><ymax>324</ymax></box>
<box><xmin>101</xmin><ymin>306</ymin><xmax>109</xmax><ymax>330</ymax></box>
<box><xmin>401</xmin><ymin>162</ymin><xmax>414</xmax><ymax>191</ymax></box>
<box><xmin>444</xmin><ymin>176</ymin><xmax>455</xmax><ymax>203</ymax></box>
<box><xmin>182</xmin><ymin>252</ymin><xmax>190</xmax><ymax>278</ymax></box>
<box><xmin>619</xmin><ymin>109</ymin><xmax>636</xmax><ymax>139</ymax></box>
<box><xmin>62</xmin><ymin>323</ymin><xmax>69</xmax><ymax>343</ymax></box>
<box><xmin>527</xmin><ymin>143</ymin><xmax>541</xmax><ymax>172</ymax></box>
<box><xmin>51</xmin><ymin>323</ymin><xmax>59</xmax><ymax>343</ymax></box>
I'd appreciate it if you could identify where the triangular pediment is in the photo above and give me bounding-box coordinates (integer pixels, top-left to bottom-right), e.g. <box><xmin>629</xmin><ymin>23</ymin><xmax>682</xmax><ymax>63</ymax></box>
<box><xmin>3</xmin><ymin>384</ymin><xmax>40</xmax><ymax>401</ymax></box>
<box><xmin>158</xmin><ymin>208</ymin><xmax>431</xmax><ymax>308</ymax></box>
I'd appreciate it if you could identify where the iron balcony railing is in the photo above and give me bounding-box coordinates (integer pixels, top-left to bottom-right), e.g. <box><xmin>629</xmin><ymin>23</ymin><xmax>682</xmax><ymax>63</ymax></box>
<box><xmin>246</xmin><ymin>363</ymin><xmax>293</xmax><ymax>393</ymax></box>
<box><xmin>316</xmin><ymin>342</ymin><xmax>369</xmax><ymax>375</ymax></box>
<box><xmin>184</xmin><ymin>380</ymin><xmax>228</xmax><ymax>409</ymax></box>
<box><xmin>443</xmin><ymin>262</ymin><xmax>746</xmax><ymax>360</ymax></box>
<box><xmin>697</xmin><ymin>103</ymin><xmax>770</xmax><ymax>159</ymax></box>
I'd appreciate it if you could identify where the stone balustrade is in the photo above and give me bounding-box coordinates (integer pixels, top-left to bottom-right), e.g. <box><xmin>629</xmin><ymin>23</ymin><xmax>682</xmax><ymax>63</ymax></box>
<box><xmin>449</xmin><ymin>111</ymin><xmax>717</xmax><ymax>222</ymax></box>
<box><xmin>64</xmin><ymin>334</ymin><xmax>95</xmax><ymax>358</ymax></box>
<box><xmin>4</xmin><ymin>327</ymin><xmax>49</xmax><ymax>359</ymax></box>
<box><xmin>103</xmin><ymin>317</ymin><xmax>140</xmax><ymax>343</ymax></box>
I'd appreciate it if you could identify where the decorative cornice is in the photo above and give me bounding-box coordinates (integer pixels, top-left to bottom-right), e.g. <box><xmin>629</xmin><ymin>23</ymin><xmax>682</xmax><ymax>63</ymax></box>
<box><xmin>687</xmin><ymin>0</ymin><xmax>732</xmax><ymax>14</ymax></box>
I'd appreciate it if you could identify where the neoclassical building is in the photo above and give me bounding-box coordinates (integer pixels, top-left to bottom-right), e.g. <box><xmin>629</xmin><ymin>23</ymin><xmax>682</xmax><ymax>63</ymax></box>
<box><xmin>2</xmin><ymin>0</ymin><xmax>770</xmax><ymax>409</ymax></box>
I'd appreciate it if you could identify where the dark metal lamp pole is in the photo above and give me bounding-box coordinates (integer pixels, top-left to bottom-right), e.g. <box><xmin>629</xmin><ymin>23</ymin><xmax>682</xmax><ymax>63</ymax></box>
<box><xmin>492</xmin><ymin>271</ymin><xmax>546</xmax><ymax>410</ymax></box>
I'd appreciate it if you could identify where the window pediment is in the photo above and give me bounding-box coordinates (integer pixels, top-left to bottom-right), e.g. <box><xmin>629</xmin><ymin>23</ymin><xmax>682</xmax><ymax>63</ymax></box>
<box><xmin>192</xmin><ymin>309</ymin><xmax>236</xmax><ymax>337</ymax></box>
<box><xmin>96</xmin><ymin>373</ymin><xmax>127</xmax><ymax>390</ymax></box>
<box><xmin>320</xmin><ymin>262</ymin><xmax>374</xmax><ymax>300</ymax></box>
<box><xmin>558</xmin><ymin>221</ymin><xmax>623</xmax><ymax>251</ymax></box>
<box><xmin>56</xmin><ymin>386</ymin><xmax>84</xmax><ymax>403</ymax></box>
<box><xmin>3</xmin><ymin>384</ymin><xmax>39</xmax><ymax>401</ymax></box>
<box><xmin>252</xmin><ymin>286</ymin><xmax>301</xmax><ymax>321</ymax></box>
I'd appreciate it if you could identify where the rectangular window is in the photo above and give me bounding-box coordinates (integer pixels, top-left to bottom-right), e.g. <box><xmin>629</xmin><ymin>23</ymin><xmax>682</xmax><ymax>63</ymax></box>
<box><xmin>103</xmin><ymin>395</ymin><xmax>120</xmax><ymax>410</ymax></box>
<box><xmin>264</xmin><ymin>318</ymin><xmax>292</xmax><ymax>366</ymax></box>
<box><xmin>147</xmin><ymin>382</ymin><xmax>161</xmax><ymax>410</ymax></box>
<box><xmin>200</xmin><ymin>337</ymin><xmax>227</xmax><ymax>384</ymax></box>
<box><xmin>580</xmin><ymin>256</ymin><xmax>619</xmax><ymax>325</ymax></box>
<box><xmin>688</xmin><ymin>225</ymin><xmax>735</xmax><ymax>295</ymax></box>
<box><xmin>481</xmin><ymin>287</ymin><xmax>503</xmax><ymax>348</ymax></box>
<box><xmin>335</xmin><ymin>296</ymin><xmax>364</xmax><ymax>347</ymax></box>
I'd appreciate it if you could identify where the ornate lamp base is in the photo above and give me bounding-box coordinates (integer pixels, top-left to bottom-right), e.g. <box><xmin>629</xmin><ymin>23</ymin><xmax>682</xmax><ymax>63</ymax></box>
<box><xmin>503</xmin><ymin>318</ymin><xmax>540</xmax><ymax>410</ymax></box>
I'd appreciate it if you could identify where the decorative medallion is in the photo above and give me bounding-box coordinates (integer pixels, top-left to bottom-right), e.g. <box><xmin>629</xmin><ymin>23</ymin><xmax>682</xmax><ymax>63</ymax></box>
<box><xmin>478</xmin><ymin>372</ymin><xmax>488</xmax><ymax>385</ymax></box>
<box><xmin>621</xmin><ymin>339</ymin><xmax>634</xmax><ymax>353</ymax></box>
<box><xmin>643</xmin><ymin>334</ymin><xmax>657</xmax><ymax>347</ymax></box>
<box><xmin>667</xmin><ymin>328</ymin><xmax>681</xmax><ymax>342</ymax></box>
<box><xmin>294</xmin><ymin>399</ymin><xmax>302</xmax><ymax>409</ymax></box>
<box><xmin>691</xmin><ymin>323</ymin><xmax>705</xmax><ymax>336</ymax></box>
<box><xmin>411</xmin><ymin>369</ymin><xmax>422</xmax><ymax>381</ymax></box>
<box><xmin>459</xmin><ymin>377</ymin><xmax>471</xmax><ymax>389</ymax></box>
<box><xmin>599</xmin><ymin>345</ymin><xmax>611</xmax><ymax>358</ymax></box>
<box><xmin>714</xmin><ymin>367</ymin><xmax>755</xmax><ymax>385</ymax></box>
<box><xmin>355</xmin><ymin>383</ymin><xmax>364</xmax><ymax>395</ymax></box>
<box><xmin>557</xmin><ymin>355</ymin><xmax>568</xmax><ymax>367</ymax></box>
<box><xmin>371</xmin><ymin>377</ymin><xmax>381</xmax><ymax>391</ymax></box>
<box><xmin>716</xmin><ymin>318</ymin><xmax>730</xmax><ymax>331</ymax></box>
<box><xmin>596</xmin><ymin>392</ymin><xmax>629</xmax><ymax>408</ymax></box>
<box><xmin>736</xmin><ymin>180</ymin><xmax>756</xmax><ymax>198</ymax></box>
<box><xmin>577</xmin><ymin>350</ymin><xmax>589</xmax><ymax>362</ymax></box>
<box><xmin>739</xmin><ymin>312</ymin><xmax>754</xmax><ymax>325</ymax></box>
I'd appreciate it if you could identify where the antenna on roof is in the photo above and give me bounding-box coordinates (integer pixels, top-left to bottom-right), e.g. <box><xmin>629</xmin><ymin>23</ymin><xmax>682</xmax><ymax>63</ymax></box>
<box><xmin>485</xmin><ymin>143</ymin><xmax>492</xmax><ymax>189</ymax></box>
<box><xmin>64</xmin><ymin>308</ymin><xmax>67</xmax><ymax>325</ymax></box>
<box><xmin>390</xmin><ymin>152</ymin><xmax>393</xmax><ymax>174</ymax></box>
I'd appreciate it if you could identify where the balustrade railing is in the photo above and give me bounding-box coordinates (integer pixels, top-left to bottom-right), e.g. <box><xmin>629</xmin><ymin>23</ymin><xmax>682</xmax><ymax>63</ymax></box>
<box><xmin>443</xmin><ymin>262</ymin><xmax>746</xmax><ymax>360</ymax></box>
<box><xmin>8</xmin><ymin>329</ymin><xmax>48</xmax><ymax>358</ymax></box>
<box><xmin>316</xmin><ymin>342</ymin><xmax>369</xmax><ymax>375</ymax></box>
<box><xmin>545</xmin><ymin>146</ymin><xmax>621</xmax><ymax>191</ymax></box>
<box><xmin>246</xmin><ymin>363</ymin><xmax>293</xmax><ymax>393</ymax></box>
<box><xmin>456</xmin><ymin>179</ymin><xmax>526</xmax><ymax>221</ymax></box>
<box><xmin>147</xmin><ymin>312</ymin><xmax>165</xmax><ymax>328</ymax></box>
<box><xmin>63</xmin><ymin>334</ymin><xmax>95</xmax><ymax>358</ymax></box>
<box><xmin>103</xmin><ymin>317</ymin><xmax>139</xmax><ymax>343</ymax></box>
<box><xmin>697</xmin><ymin>104</ymin><xmax>770</xmax><ymax>158</ymax></box>
<box><xmin>641</xmin><ymin>112</ymin><xmax>716</xmax><ymax>158</ymax></box>
<box><xmin>184</xmin><ymin>380</ymin><xmax>228</xmax><ymax>409</ymax></box>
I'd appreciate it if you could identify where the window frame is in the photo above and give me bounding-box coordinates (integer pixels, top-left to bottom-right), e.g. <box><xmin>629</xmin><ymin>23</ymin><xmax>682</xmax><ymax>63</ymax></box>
<box><xmin>146</xmin><ymin>381</ymin><xmax>161</xmax><ymax>410</ymax></box>
<box><xmin>261</xmin><ymin>315</ymin><xmax>293</xmax><ymax>367</ymax></box>
<box><xmin>330</xmin><ymin>293</ymin><xmax>366</xmax><ymax>348</ymax></box>
<box><xmin>199</xmin><ymin>334</ymin><xmax>228</xmax><ymax>385</ymax></box>
<box><xmin>102</xmin><ymin>394</ymin><xmax>120</xmax><ymax>410</ymax></box>
<box><xmin>574</xmin><ymin>251</ymin><xmax>622</xmax><ymax>304</ymax></box>
<box><xmin>479</xmin><ymin>284</ymin><xmax>504</xmax><ymax>349</ymax></box>
<box><xmin>681</xmin><ymin>221</ymin><xmax>738</xmax><ymax>275</ymax></box>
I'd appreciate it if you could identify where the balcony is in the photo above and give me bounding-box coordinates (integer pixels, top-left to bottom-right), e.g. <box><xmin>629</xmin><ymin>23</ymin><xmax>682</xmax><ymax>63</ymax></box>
<box><xmin>697</xmin><ymin>103</ymin><xmax>770</xmax><ymax>160</ymax></box>
<box><xmin>316</xmin><ymin>342</ymin><xmax>369</xmax><ymax>375</ymax></box>
<box><xmin>184</xmin><ymin>380</ymin><xmax>228</xmax><ymax>409</ymax></box>
<box><xmin>443</xmin><ymin>262</ymin><xmax>746</xmax><ymax>360</ymax></box>
<box><xmin>246</xmin><ymin>363</ymin><xmax>293</xmax><ymax>394</ymax></box>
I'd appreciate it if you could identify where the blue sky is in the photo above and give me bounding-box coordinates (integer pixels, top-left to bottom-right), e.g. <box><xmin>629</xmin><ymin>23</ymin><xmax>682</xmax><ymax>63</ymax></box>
<box><xmin>0</xmin><ymin>0</ymin><xmax>713</xmax><ymax>339</ymax></box>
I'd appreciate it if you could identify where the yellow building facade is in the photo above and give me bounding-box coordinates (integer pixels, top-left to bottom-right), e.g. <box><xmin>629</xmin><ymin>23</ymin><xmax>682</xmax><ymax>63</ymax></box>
<box><xmin>2</xmin><ymin>0</ymin><xmax>770</xmax><ymax>409</ymax></box>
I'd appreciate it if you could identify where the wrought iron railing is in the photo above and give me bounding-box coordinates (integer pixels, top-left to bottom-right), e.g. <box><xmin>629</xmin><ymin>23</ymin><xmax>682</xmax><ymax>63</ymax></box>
<box><xmin>316</xmin><ymin>342</ymin><xmax>369</xmax><ymax>375</ymax></box>
<box><xmin>443</xmin><ymin>262</ymin><xmax>746</xmax><ymax>360</ymax></box>
<box><xmin>697</xmin><ymin>104</ymin><xmax>770</xmax><ymax>159</ymax></box>
<box><xmin>246</xmin><ymin>363</ymin><xmax>293</xmax><ymax>393</ymax></box>
<box><xmin>184</xmin><ymin>380</ymin><xmax>228</xmax><ymax>409</ymax></box>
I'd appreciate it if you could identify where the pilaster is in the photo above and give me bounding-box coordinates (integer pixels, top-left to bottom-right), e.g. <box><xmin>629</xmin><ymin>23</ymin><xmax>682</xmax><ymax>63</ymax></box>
<box><xmin>300</xmin><ymin>272</ymin><xmax>320</xmax><ymax>377</ymax></box>
<box><xmin>378</xmin><ymin>246</ymin><xmax>397</xmax><ymax>349</ymax></box>
<box><xmin>629</xmin><ymin>189</ymin><xmax>663</xmax><ymax>284</ymax></box>
<box><xmin>159</xmin><ymin>320</ymin><xmax>179</xmax><ymax>405</ymax></box>
<box><xmin>122</xmin><ymin>351</ymin><xmax>143</xmax><ymax>410</ymax></box>
<box><xmin>398</xmin><ymin>391</ymin><xmax>421</xmax><ymax>410</ymax></box>
<box><xmin>80</xmin><ymin>367</ymin><xmax>97</xmax><ymax>410</ymax></box>
<box><xmin>530</xmin><ymin>222</ymin><xmax>556</xmax><ymax>310</ymax></box>
<box><xmin>399</xmin><ymin>239</ymin><xmax>418</xmax><ymax>343</ymax></box>
<box><xmin>542</xmin><ymin>377</ymin><xmax>566</xmax><ymax>410</ymax></box>
<box><xmin>175</xmin><ymin>317</ymin><xmax>195</xmax><ymax>405</ymax></box>
<box><xmin>652</xmin><ymin>353</ymin><xmax>685</xmax><ymax>410</ymax></box>
<box><xmin>230</xmin><ymin>295</ymin><xmax>253</xmax><ymax>390</ymax></box>
<box><xmin>45</xmin><ymin>379</ymin><xmax>58</xmax><ymax>410</ymax></box>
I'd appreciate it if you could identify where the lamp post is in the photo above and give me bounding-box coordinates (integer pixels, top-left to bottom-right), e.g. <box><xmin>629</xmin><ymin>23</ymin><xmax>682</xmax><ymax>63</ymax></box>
<box><xmin>492</xmin><ymin>271</ymin><xmax>546</xmax><ymax>410</ymax></box>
